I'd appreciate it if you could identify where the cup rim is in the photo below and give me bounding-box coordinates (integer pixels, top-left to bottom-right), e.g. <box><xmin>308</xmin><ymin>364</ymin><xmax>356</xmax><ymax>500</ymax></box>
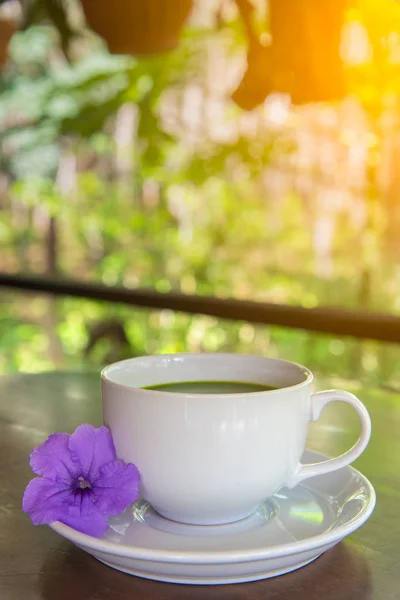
<box><xmin>101</xmin><ymin>353</ymin><xmax>313</xmax><ymax>397</ymax></box>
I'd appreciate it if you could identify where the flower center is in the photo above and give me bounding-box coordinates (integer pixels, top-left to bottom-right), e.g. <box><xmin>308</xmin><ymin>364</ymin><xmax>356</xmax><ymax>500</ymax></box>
<box><xmin>78</xmin><ymin>476</ymin><xmax>92</xmax><ymax>490</ymax></box>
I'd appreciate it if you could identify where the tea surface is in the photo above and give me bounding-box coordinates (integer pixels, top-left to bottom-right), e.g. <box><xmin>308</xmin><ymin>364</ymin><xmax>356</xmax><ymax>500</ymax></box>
<box><xmin>143</xmin><ymin>381</ymin><xmax>278</xmax><ymax>394</ymax></box>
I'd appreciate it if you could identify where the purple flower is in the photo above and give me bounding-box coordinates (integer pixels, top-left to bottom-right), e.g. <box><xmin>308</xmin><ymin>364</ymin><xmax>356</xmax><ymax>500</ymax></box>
<box><xmin>22</xmin><ymin>425</ymin><xmax>140</xmax><ymax>538</ymax></box>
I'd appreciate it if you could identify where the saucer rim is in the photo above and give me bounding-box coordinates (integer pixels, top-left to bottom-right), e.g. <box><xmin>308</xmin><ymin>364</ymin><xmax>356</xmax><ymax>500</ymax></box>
<box><xmin>49</xmin><ymin>450</ymin><xmax>376</xmax><ymax>565</ymax></box>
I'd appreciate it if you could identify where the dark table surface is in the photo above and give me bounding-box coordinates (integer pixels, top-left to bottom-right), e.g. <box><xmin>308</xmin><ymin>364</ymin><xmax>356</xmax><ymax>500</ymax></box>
<box><xmin>0</xmin><ymin>372</ymin><xmax>398</xmax><ymax>599</ymax></box>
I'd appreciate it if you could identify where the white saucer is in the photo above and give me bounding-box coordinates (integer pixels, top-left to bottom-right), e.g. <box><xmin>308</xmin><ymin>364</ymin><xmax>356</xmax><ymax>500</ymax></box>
<box><xmin>50</xmin><ymin>451</ymin><xmax>375</xmax><ymax>585</ymax></box>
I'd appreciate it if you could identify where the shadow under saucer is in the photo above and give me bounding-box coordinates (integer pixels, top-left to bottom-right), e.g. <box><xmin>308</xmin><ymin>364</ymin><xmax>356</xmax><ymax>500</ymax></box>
<box><xmin>40</xmin><ymin>541</ymin><xmax>371</xmax><ymax>600</ymax></box>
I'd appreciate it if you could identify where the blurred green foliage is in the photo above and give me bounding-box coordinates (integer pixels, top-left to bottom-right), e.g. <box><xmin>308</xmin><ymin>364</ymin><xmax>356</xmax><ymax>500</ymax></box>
<box><xmin>0</xmin><ymin>1</ymin><xmax>400</xmax><ymax>388</ymax></box>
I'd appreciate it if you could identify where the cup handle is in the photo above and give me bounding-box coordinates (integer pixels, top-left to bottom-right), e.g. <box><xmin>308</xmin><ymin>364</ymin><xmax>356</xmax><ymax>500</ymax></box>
<box><xmin>287</xmin><ymin>390</ymin><xmax>371</xmax><ymax>488</ymax></box>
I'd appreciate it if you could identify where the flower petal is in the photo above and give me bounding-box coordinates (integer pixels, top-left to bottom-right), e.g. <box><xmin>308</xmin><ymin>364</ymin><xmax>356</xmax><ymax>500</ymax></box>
<box><xmin>93</xmin><ymin>461</ymin><xmax>140</xmax><ymax>516</ymax></box>
<box><xmin>30</xmin><ymin>433</ymin><xmax>80</xmax><ymax>483</ymax></box>
<box><xmin>69</xmin><ymin>425</ymin><xmax>116</xmax><ymax>482</ymax></box>
<box><xmin>60</xmin><ymin>491</ymin><xmax>109</xmax><ymax>538</ymax></box>
<box><xmin>22</xmin><ymin>477</ymin><xmax>73</xmax><ymax>524</ymax></box>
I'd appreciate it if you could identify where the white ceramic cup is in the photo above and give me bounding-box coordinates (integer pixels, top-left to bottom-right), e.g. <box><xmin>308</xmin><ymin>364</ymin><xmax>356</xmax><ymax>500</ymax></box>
<box><xmin>102</xmin><ymin>353</ymin><xmax>371</xmax><ymax>526</ymax></box>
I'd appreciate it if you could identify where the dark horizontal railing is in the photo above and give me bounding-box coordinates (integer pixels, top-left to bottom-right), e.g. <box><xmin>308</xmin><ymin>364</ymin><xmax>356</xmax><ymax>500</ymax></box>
<box><xmin>1</xmin><ymin>272</ymin><xmax>400</xmax><ymax>343</ymax></box>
